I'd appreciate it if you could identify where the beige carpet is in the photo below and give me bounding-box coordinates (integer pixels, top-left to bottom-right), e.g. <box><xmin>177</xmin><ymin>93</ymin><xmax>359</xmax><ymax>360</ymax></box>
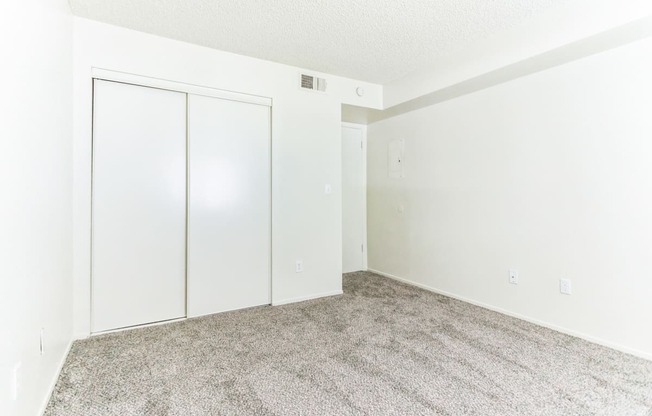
<box><xmin>45</xmin><ymin>272</ymin><xmax>652</xmax><ymax>415</ymax></box>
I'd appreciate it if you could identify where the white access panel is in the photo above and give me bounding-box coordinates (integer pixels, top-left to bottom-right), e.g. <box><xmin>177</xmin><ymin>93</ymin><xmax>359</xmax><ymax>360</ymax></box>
<box><xmin>187</xmin><ymin>94</ymin><xmax>271</xmax><ymax>317</ymax></box>
<box><xmin>92</xmin><ymin>80</ymin><xmax>187</xmax><ymax>332</ymax></box>
<box><xmin>342</xmin><ymin>126</ymin><xmax>365</xmax><ymax>273</ymax></box>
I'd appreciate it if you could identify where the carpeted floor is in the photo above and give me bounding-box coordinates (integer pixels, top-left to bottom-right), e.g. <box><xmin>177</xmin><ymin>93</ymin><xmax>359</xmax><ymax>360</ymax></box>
<box><xmin>45</xmin><ymin>272</ymin><xmax>652</xmax><ymax>415</ymax></box>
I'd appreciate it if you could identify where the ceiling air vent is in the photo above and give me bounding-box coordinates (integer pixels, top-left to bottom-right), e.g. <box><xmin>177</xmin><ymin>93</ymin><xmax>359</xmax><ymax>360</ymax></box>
<box><xmin>300</xmin><ymin>74</ymin><xmax>327</xmax><ymax>92</ymax></box>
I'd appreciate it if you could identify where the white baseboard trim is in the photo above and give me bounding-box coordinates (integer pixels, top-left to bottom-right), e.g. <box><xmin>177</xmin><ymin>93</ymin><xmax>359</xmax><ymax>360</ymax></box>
<box><xmin>39</xmin><ymin>339</ymin><xmax>73</xmax><ymax>416</ymax></box>
<box><xmin>367</xmin><ymin>268</ymin><xmax>652</xmax><ymax>361</ymax></box>
<box><xmin>73</xmin><ymin>331</ymin><xmax>90</xmax><ymax>340</ymax></box>
<box><xmin>91</xmin><ymin>317</ymin><xmax>187</xmax><ymax>336</ymax></box>
<box><xmin>273</xmin><ymin>290</ymin><xmax>343</xmax><ymax>306</ymax></box>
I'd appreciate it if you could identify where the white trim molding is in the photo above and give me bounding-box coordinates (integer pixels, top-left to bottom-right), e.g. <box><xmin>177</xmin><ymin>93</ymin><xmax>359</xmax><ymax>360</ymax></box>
<box><xmin>272</xmin><ymin>290</ymin><xmax>343</xmax><ymax>306</ymax></box>
<box><xmin>367</xmin><ymin>268</ymin><xmax>652</xmax><ymax>361</ymax></box>
<box><xmin>92</xmin><ymin>68</ymin><xmax>272</xmax><ymax>107</ymax></box>
<box><xmin>39</xmin><ymin>340</ymin><xmax>73</xmax><ymax>416</ymax></box>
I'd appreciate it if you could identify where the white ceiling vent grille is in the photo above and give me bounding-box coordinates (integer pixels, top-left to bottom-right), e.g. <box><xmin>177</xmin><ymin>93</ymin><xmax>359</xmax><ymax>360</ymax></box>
<box><xmin>300</xmin><ymin>74</ymin><xmax>327</xmax><ymax>92</ymax></box>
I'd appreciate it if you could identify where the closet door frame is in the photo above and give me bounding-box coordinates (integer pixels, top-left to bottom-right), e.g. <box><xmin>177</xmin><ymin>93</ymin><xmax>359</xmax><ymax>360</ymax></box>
<box><xmin>92</xmin><ymin>69</ymin><xmax>272</xmax><ymax>107</ymax></box>
<box><xmin>90</xmin><ymin>68</ymin><xmax>272</xmax><ymax>334</ymax></box>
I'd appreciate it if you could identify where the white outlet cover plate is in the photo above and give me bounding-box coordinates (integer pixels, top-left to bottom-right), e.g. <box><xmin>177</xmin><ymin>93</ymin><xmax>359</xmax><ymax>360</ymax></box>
<box><xmin>560</xmin><ymin>278</ymin><xmax>572</xmax><ymax>295</ymax></box>
<box><xmin>12</xmin><ymin>362</ymin><xmax>21</xmax><ymax>400</ymax></box>
<box><xmin>509</xmin><ymin>269</ymin><xmax>519</xmax><ymax>284</ymax></box>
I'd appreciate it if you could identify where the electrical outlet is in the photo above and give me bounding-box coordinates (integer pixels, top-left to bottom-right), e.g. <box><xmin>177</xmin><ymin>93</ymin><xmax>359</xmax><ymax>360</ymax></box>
<box><xmin>324</xmin><ymin>184</ymin><xmax>332</xmax><ymax>194</ymax></box>
<box><xmin>295</xmin><ymin>260</ymin><xmax>303</xmax><ymax>273</ymax></box>
<box><xmin>11</xmin><ymin>362</ymin><xmax>21</xmax><ymax>401</ymax></box>
<box><xmin>560</xmin><ymin>278</ymin><xmax>572</xmax><ymax>295</ymax></box>
<box><xmin>509</xmin><ymin>269</ymin><xmax>519</xmax><ymax>285</ymax></box>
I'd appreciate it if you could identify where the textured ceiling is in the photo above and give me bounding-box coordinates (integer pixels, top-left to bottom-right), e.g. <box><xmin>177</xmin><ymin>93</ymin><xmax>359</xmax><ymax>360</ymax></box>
<box><xmin>68</xmin><ymin>0</ymin><xmax>566</xmax><ymax>84</ymax></box>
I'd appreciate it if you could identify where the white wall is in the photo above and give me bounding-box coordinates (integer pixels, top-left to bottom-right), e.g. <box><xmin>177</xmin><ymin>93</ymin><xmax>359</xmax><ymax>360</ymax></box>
<box><xmin>368</xmin><ymin>36</ymin><xmax>652</xmax><ymax>359</ymax></box>
<box><xmin>0</xmin><ymin>1</ymin><xmax>73</xmax><ymax>415</ymax></box>
<box><xmin>72</xmin><ymin>18</ymin><xmax>383</xmax><ymax>336</ymax></box>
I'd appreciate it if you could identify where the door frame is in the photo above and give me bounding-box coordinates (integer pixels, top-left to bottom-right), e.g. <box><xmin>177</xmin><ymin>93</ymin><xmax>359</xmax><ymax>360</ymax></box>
<box><xmin>92</xmin><ymin>68</ymin><xmax>272</xmax><ymax>107</ymax></box>
<box><xmin>88</xmin><ymin>69</ymin><xmax>273</xmax><ymax>335</ymax></box>
<box><xmin>342</xmin><ymin>122</ymin><xmax>368</xmax><ymax>272</ymax></box>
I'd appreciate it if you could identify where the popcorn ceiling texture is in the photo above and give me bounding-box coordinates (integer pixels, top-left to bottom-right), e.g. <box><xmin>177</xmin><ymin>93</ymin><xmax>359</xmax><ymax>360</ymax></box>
<box><xmin>45</xmin><ymin>272</ymin><xmax>652</xmax><ymax>415</ymax></box>
<box><xmin>68</xmin><ymin>0</ymin><xmax>565</xmax><ymax>84</ymax></box>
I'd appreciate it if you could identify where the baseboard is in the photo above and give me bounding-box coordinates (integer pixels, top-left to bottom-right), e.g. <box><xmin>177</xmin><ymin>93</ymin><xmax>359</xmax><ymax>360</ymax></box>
<box><xmin>73</xmin><ymin>331</ymin><xmax>90</xmax><ymax>340</ymax></box>
<box><xmin>367</xmin><ymin>268</ymin><xmax>652</xmax><ymax>361</ymax></box>
<box><xmin>272</xmin><ymin>290</ymin><xmax>343</xmax><ymax>306</ymax></box>
<box><xmin>39</xmin><ymin>339</ymin><xmax>73</xmax><ymax>416</ymax></box>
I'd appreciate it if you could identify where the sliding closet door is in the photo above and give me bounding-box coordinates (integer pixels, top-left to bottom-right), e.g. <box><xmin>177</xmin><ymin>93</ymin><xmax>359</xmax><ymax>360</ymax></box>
<box><xmin>92</xmin><ymin>80</ymin><xmax>186</xmax><ymax>332</ymax></box>
<box><xmin>187</xmin><ymin>94</ymin><xmax>270</xmax><ymax>317</ymax></box>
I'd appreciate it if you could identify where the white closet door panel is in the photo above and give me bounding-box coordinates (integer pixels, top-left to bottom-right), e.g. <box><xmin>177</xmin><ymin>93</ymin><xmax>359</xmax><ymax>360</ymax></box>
<box><xmin>342</xmin><ymin>126</ymin><xmax>365</xmax><ymax>273</ymax></box>
<box><xmin>92</xmin><ymin>80</ymin><xmax>186</xmax><ymax>332</ymax></box>
<box><xmin>188</xmin><ymin>94</ymin><xmax>270</xmax><ymax>317</ymax></box>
